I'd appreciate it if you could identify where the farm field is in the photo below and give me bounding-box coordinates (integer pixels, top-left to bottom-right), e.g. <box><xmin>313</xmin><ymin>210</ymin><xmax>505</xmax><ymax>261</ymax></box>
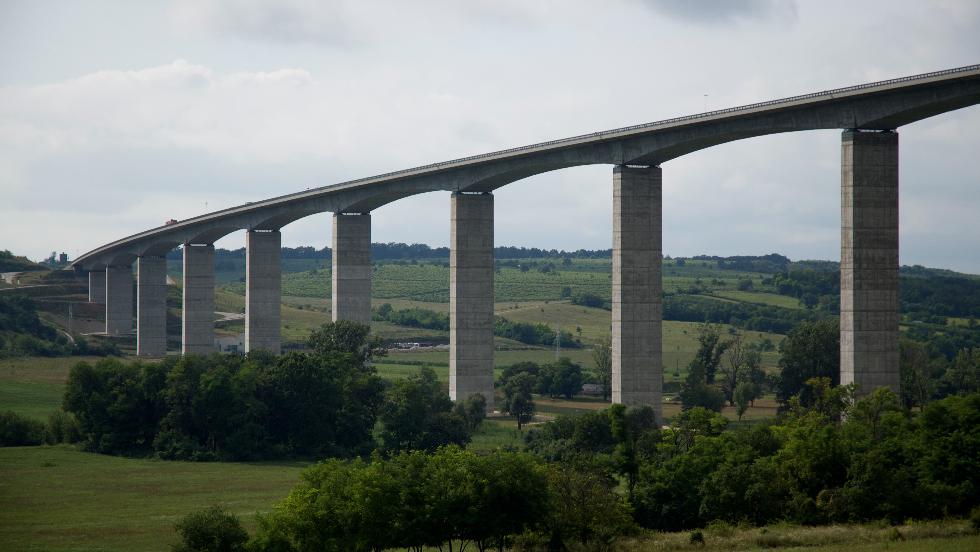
<box><xmin>217</xmin><ymin>258</ymin><xmax>778</xmax><ymax>304</ymax></box>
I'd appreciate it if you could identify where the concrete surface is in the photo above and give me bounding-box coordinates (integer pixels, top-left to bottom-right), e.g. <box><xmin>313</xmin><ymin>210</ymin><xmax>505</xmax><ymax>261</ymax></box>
<box><xmin>182</xmin><ymin>244</ymin><xmax>215</xmax><ymax>354</ymax></box>
<box><xmin>450</xmin><ymin>192</ymin><xmax>495</xmax><ymax>409</ymax></box>
<box><xmin>611</xmin><ymin>165</ymin><xmax>663</xmax><ymax>419</ymax></box>
<box><xmin>840</xmin><ymin>130</ymin><xmax>900</xmax><ymax>394</ymax></box>
<box><xmin>136</xmin><ymin>256</ymin><xmax>167</xmax><ymax>357</ymax></box>
<box><xmin>245</xmin><ymin>230</ymin><xmax>281</xmax><ymax>354</ymax></box>
<box><xmin>88</xmin><ymin>270</ymin><xmax>106</xmax><ymax>304</ymax></box>
<box><xmin>332</xmin><ymin>213</ymin><xmax>372</xmax><ymax>325</ymax></box>
<box><xmin>105</xmin><ymin>265</ymin><xmax>133</xmax><ymax>335</ymax></box>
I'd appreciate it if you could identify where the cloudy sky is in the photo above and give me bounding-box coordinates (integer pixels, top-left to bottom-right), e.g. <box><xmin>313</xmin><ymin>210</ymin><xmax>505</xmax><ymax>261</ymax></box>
<box><xmin>1</xmin><ymin>0</ymin><xmax>978</xmax><ymax>272</ymax></box>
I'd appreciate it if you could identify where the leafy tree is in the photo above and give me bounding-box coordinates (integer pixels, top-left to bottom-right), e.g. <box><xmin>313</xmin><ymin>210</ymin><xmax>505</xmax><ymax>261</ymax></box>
<box><xmin>591</xmin><ymin>335</ymin><xmax>612</xmax><ymax>400</ymax></box>
<box><xmin>538</xmin><ymin>357</ymin><xmax>583</xmax><ymax>399</ymax></box>
<box><xmin>692</xmin><ymin>323</ymin><xmax>730</xmax><ymax>385</ymax></box>
<box><xmin>172</xmin><ymin>506</ymin><xmax>247</xmax><ymax>552</ymax></box>
<box><xmin>308</xmin><ymin>320</ymin><xmax>385</xmax><ymax>364</ymax></box>
<box><xmin>503</xmin><ymin>372</ymin><xmax>536</xmax><ymax>430</ymax></box>
<box><xmin>734</xmin><ymin>382</ymin><xmax>756</xmax><ymax>421</ymax></box>
<box><xmin>540</xmin><ymin>464</ymin><xmax>635</xmax><ymax>550</ymax></box>
<box><xmin>777</xmin><ymin>319</ymin><xmax>840</xmax><ymax>407</ymax></box>
<box><xmin>379</xmin><ymin>366</ymin><xmax>470</xmax><ymax>452</ymax></box>
<box><xmin>452</xmin><ymin>393</ymin><xmax>487</xmax><ymax>430</ymax></box>
<box><xmin>900</xmin><ymin>339</ymin><xmax>935</xmax><ymax>409</ymax></box>
<box><xmin>943</xmin><ymin>347</ymin><xmax>980</xmax><ymax>395</ymax></box>
<box><xmin>499</xmin><ymin>361</ymin><xmax>540</xmax><ymax>388</ymax></box>
<box><xmin>718</xmin><ymin>333</ymin><xmax>751</xmax><ymax>406</ymax></box>
<box><xmin>609</xmin><ymin>404</ymin><xmax>658</xmax><ymax>500</ymax></box>
<box><xmin>0</xmin><ymin>410</ymin><xmax>44</xmax><ymax>446</ymax></box>
<box><xmin>679</xmin><ymin>359</ymin><xmax>725</xmax><ymax>412</ymax></box>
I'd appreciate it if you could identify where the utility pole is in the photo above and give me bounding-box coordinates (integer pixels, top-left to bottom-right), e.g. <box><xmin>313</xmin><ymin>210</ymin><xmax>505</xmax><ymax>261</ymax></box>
<box><xmin>554</xmin><ymin>323</ymin><xmax>561</xmax><ymax>361</ymax></box>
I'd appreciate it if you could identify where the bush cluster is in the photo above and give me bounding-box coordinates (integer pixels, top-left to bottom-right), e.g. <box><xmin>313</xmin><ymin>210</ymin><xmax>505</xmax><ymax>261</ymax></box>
<box><xmin>61</xmin><ymin>322</ymin><xmax>487</xmax><ymax>461</ymax></box>
<box><xmin>526</xmin><ymin>389</ymin><xmax>980</xmax><ymax>531</ymax></box>
<box><xmin>247</xmin><ymin>446</ymin><xmax>632</xmax><ymax>552</ymax></box>
<box><xmin>0</xmin><ymin>410</ymin><xmax>81</xmax><ymax>447</ymax></box>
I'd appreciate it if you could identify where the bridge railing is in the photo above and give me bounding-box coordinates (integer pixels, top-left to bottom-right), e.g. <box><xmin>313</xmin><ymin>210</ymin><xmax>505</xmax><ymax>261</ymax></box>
<box><xmin>326</xmin><ymin>64</ymin><xmax>980</xmax><ymax>186</ymax></box>
<box><xmin>70</xmin><ymin>64</ymin><xmax>980</xmax><ymax>266</ymax></box>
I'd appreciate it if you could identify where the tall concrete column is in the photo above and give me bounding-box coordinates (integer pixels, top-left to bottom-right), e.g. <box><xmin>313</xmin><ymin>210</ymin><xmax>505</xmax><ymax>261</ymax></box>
<box><xmin>88</xmin><ymin>270</ymin><xmax>106</xmax><ymax>304</ymax></box>
<box><xmin>136</xmin><ymin>256</ymin><xmax>167</xmax><ymax>357</ymax></box>
<box><xmin>332</xmin><ymin>213</ymin><xmax>372</xmax><ymax>325</ymax></box>
<box><xmin>841</xmin><ymin>130</ymin><xmax>900</xmax><ymax>394</ymax></box>
<box><xmin>182</xmin><ymin>244</ymin><xmax>215</xmax><ymax>355</ymax></box>
<box><xmin>450</xmin><ymin>192</ymin><xmax>495</xmax><ymax>409</ymax></box>
<box><xmin>246</xmin><ymin>230</ymin><xmax>281</xmax><ymax>354</ymax></box>
<box><xmin>611</xmin><ymin>165</ymin><xmax>663</xmax><ymax>420</ymax></box>
<box><xmin>105</xmin><ymin>265</ymin><xmax>133</xmax><ymax>335</ymax></box>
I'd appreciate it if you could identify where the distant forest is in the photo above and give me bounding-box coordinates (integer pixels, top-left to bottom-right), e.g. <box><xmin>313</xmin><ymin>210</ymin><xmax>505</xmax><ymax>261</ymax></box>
<box><xmin>166</xmin><ymin>243</ymin><xmax>613</xmax><ymax>261</ymax></box>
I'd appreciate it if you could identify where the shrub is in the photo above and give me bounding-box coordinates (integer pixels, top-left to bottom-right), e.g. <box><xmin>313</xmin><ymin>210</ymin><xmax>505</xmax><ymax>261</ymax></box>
<box><xmin>44</xmin><ymin>410</ymin><xmax>81</xmax><ymax>444</ymax></box>
<box><xmin>0</xmin><ymin>411</ymin><xmax>44</xmax><ymax>446</ymax></box>
<box><xmin>172</xmin><ymin>506</ymin><xmax>248</xmax><ymax>552</ymax></box>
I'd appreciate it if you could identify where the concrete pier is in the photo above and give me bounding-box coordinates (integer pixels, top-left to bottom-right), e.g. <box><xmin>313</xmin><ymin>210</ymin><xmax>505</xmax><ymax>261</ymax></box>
<box><xmin>450</xmin><ymin>192</ymin><xmax>495</xmax><ymax>409</ymax></box>
<box><xmin>136</xmin><ymin>256</ymin><xmax>167</xmax><ymax>357</ymax></box>
<box><xmin>611</xmin><ymin>165</ymin><xmax>663</xmax><ymax>419</ymax></box>
<box><xmin>332</xmin><ymin>213</ymin><xmax>372</xmax><ymax>325</ymax></box>
<box><xmin>246</xmin><ymin>230</ymin><xmax>281</xmax><ymax>354</ymax></box>
<box><xmin>105</xmin><ymin>265</ymin><xmax>133</xmax><ymax>335</ymax></box>
<box><xmin>840</xmin><ymin>130</ymin><xmax>900</xmax><ymax>394</ymax></box>
<box><xmin>88</xmin><ymin>270</ymin><xmax>106</xmax><ymax>304</ymax></box>
<box><xmin>182</xmin><ymin>244</ymin><xmax>215</xmax><ymax>354</ymax></box>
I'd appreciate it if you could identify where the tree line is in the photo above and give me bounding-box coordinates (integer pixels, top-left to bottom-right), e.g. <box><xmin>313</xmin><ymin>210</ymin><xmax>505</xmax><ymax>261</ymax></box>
<box><xmin>56</xmin><ymin>322</ymin><xmax>486</xmax><ymax>461</ymax></box>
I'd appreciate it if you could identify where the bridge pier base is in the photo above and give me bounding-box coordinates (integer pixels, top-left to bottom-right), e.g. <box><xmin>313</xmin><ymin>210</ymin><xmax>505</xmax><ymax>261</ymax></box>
<box><xmin>841</xmin><ymin>130</ymin><xmax>900</xmax><ymax>394</ymax></box>
<box><xmin>136</xmin><ymin>256</ymin><xmax>167</xmax><ymax>357</ymax></box>
<box><xmin>246</xmin><ymin>230</ymin><xmax>281</xmax><ymax>354</ymax></box>
<box><xmin>105</xmin><ymin>265</ymin><xmax>133</xmax><ymax>336</ymax></box>
<box><xmin>332</xmin><ymin>213</ymin><xmax>372</xmax><ymax>325</ymax></box>
<box><xmin>182</xmin><ymin>244</ymin><xmax>215</xmax><ymax>354</ymax></box>
<box><xmin>450</xmin><ymin>192</ymin><xmax>495</xmax><ymax>410</ymax></box>
<box><xmin>88</xmin><ymin>270</ymin><xmax>106</xmax><ymax>304</ymax></box>
<box><xmin>611</xmin><ymin>165</ymin><xmax>663</xmax><ymax>421</ymax></box>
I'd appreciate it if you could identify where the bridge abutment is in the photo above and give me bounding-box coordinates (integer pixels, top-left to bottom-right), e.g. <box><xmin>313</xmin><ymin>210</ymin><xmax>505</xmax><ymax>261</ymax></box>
<box><xmin>611</xmin><ymin>165</ymin><xmax>663</xmax><ymax>420</ymax></box>
<box><xmin>246</xmin><ymin>230</ymin><xmax>281</xmax><ymax>354</ymax></box>
<box><xmin>136</xmin><ymin>256</ymin><xmax>167</xmax><ymax>357</ymax></box>
<box><xmin>840</xmin><ymin>130</ymin><xmax>900</xmax><ymax>394</ymax></box>
<box><xmin>332</xmin><ymin>213</ymin><xmax>372</xmax><ymax>325</ymax></box>
<box><xmin>450</xmin><ymin>192</ymin><xmax>495</xmax><ymax>409</ymax></box>
<box><xmin>182</xmin><ymin>244</ymin><xmax>215</xmax><ymax>354</ymax></box>
<box><xmin>105</xmin><ymin>265</ymin><xmax>133</xmax><ymax>335</ymax></box>
<box><xmin>88</xmin><ymin>270</ymin><xmax>106</xmax><ymax>304</ymax></box>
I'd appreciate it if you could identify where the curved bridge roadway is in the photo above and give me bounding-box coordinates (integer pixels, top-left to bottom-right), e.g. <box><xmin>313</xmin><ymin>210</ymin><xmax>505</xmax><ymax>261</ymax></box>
<box><xmin>71</xmin><ymin>65</ymin><xmax>980</xmax><ymax>418</ymax></box>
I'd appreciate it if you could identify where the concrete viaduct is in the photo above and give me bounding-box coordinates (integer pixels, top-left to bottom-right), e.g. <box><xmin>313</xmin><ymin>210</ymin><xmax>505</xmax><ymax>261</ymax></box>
<box><xmin>70</xmin><ymin>65</ymin><xmax>980</xmax><ymax>417</ymax></box>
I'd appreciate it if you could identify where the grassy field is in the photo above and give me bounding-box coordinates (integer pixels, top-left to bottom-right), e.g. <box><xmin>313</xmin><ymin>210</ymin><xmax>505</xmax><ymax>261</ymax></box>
<box><xmin>0</xmin><ymin>356</ymin><xmax>104</xmax><ymax>420</ymax></box>
<box><xmin>619</xmin><ymin>520</ymin><xmax>979</xmax><ymax>551</ymax></box>
<box><xmin>0</xmin><ymin>445</ymin><xmax>305</xmax><ymax>552</ymax></box>
<box><xmin>710</xmin><ymin>290</ymin><xmax>803</xmax><ymax>309</ymax></box>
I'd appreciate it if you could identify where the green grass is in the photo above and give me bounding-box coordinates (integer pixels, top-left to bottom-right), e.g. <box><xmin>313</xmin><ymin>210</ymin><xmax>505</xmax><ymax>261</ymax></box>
<box><xmin>711</xmin><ymin>290</ymin><xmax>804</xmax><ymax>309</ymax></box>
<box><xmin>618</xmin><ymin>520</ymin><xmax>979</xmax><ymax>551</ymax></box>
<box><xmin>0</xmin><ymin>445</ymin><xmax>306</xmax><ymax>552</ymax></box>
<box><xmin>0</xmin><ymin>357</ymin><xmax>103</xmax><ymax>420</ymax></box>
<box><xmin>468</xmin><ymin>417</ymin><xmax>525</xmax><ymax>450</ymax></box>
